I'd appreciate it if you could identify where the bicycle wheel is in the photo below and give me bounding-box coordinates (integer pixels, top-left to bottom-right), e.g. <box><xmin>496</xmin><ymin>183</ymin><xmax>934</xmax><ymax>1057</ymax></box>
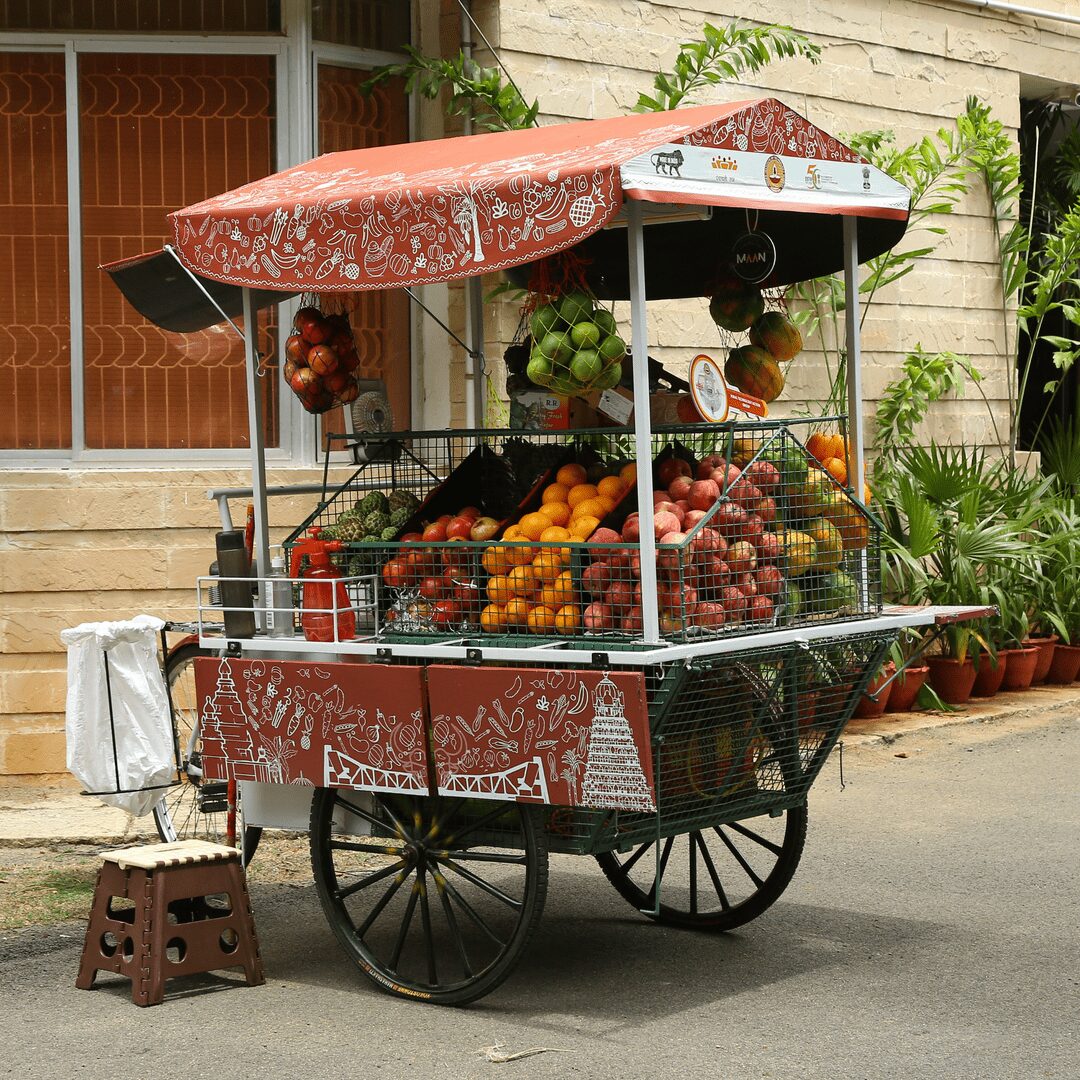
<box><xmin>310</xmin><ymin>790</ymin><xmax>548</xmax><ymax>1005</ymax></box>
<box><xmin>153</xmin><ymin>642</ymin><xmax>262</xmax><ymax>862</ymax></box>
<box><xmin>595</xmin><ymin>805</ymin><xmax>807</xmax><ymax>931</ymax></box>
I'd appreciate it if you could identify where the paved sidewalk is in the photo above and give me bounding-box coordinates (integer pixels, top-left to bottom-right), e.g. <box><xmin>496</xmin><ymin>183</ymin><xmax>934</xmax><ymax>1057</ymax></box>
<box><xmin>1</xmin><ymin>683</ymin><xmax>1077</xmax><ymax>846</ymax></box>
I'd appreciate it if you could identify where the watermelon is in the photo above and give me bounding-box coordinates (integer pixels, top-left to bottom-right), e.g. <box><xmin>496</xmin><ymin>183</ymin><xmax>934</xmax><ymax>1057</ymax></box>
<box><xmin>749</xmin><ymin>312</ymin><xmax>802</xmax><ymax>361</ymax></box>
<box><xmin>725</xmin><ymin>345</ymin><xmax>785</xmax><ymax>402</ymax></box>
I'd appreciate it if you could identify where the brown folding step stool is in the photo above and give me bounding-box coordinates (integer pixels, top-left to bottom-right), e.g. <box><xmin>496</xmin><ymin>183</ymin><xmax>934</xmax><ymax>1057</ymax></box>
<box><xmin>76</xmin><ymin>839</ymin><xmax>264</xmax><ymax>1006</ymax></box>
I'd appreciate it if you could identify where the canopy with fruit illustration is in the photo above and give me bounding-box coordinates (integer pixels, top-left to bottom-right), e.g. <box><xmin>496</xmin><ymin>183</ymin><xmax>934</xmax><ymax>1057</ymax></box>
<box><xmin>105</xmin><ymin>98</ymin><xmax>910</xmax><ymax>328</ymax></box>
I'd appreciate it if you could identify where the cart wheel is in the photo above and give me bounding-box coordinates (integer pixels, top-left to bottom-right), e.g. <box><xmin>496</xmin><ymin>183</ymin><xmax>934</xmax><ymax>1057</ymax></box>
<box><xmin>153</xmin><ymin>643</ymin><xmax>262</xmax><ymax>863</ymax></box>
<box><xmin>595</xmin><ymin>805</ymin><xmax>807</xmax><ymax>931</ymax></box>
<box><xmin>310</xmin><ymin>790</ymin><xmax>548</xmax><ymax>1006</ymax></box>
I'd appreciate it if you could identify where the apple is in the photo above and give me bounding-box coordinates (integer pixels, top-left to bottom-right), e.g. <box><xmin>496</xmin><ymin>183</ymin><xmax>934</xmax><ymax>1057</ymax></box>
<box><xmin>714</xmin><ymin>501</ymin><xmax>749</xmax><ymax>539</ymax></box>
<box><xmin>582</xmin><ymin>560</ymin><xmax>613</xmax><ymax>597</ymax></box>
<box><xmin>654</xmin><ymin>500</ymin><xmax>684</xmax><ymax>521</ymax></box>
<box><xmin>430</xmin><ymin>598</ymin><xmax>461</xmax><ymax>625</ymax></box>
<box><xmin>745</xmin><ymin>460</ymin><xmax>781</xmax><ymax>491</ymax></box>
<box><xmin>657</xmin><ymin>531</ymin><xmax>689</xmax><ymax>570</ymax></box>
<box><xmin>621</xmin><ymin>514</ymin><xmax>641</xmax><ymax>543</ymax></box>
<box><xmin>400</xmin><ymin>532</ymin><xmax>424</xmax><ymax>544</ymax></box>
<box><xmin>688</xmin><ymin>479</ymin><xmax>720</xmax><ymax>512</ymax></box>
<box><xmin>621</xmin><ymin>608</ymin><xmax>645</xmax><ymax>634</ymax></box>
<box><xmin>675</xmin><ymin>394</ymin><xmax>703</xmax><ymax>423</ymax></box>
<box><xmin>695</xmin><ymin>554</ymin><xmax>729</xmax><ymax>594</ymax></box>
<box><xmin>691</xmin><ymin>601</ymin><xmax>725</xmax><ymax>629</ymax></box>
<box><xmin>605</xmin><ymin>580</ymin><xmax>635</xmax><ymax>614</ymax></box>
<box><xmin>697</xmin><ymin>454</ymin><xmax>726</xmax><ymax>479</ymax></box>
<box><xmin>445</xmin><ymin>517</ymin><xmax>473</xmax><ymax>540</ymax></box>
<box><xmin>729</xmin><ymin>479</ymin><xmax>763</xmax><ymax>510</ymax></box>
<box><xmin>285</xmin><ymin>334</ymin><xmax>310</xmax><ymax>364</ymax></box>
<box><xmin>458</xmin><ymin>506</ymin><xmax>481</xmax><ymax>520</ymax></box>
<box><xmin>735</xmin><ymin>574</ymin><xmax>758</xmax><ymax>598</ymax></box>
<box><xmin>422</xmin><ymin>521</ymin><xmax>448</xmax><ymax>542</ymax></box>
<box><xmin>755</xmin><ymin>496</ymin><xmax>778</xmax><ymax>526</ymax></box>
<box><xmin>674</xmin><ymin>499</ymin><xmax>692</xmax><ymax>518</ymax></box>
<box><xmin>583</xmin><ymin>602</ymin><xmax>615</xmax><ymax>632</ymax></box>
<box><xmin>653</xmin><ymin>511</ymin><xmax>682</xmax><ymax>539</ymax></box>
<box><xmin>743</xmin><ymin>514</ymin><xmax>765</xmax><ymax>547</ymax></box>
<box><xmin>668</xmin><ymin>476</ymin><xmax>693</xmax><ymax>503</ymax></box>
<box><xmin>748</xmin><ymin>595</ymin><xmax>775</xmax><ymax>622</ymax></box>
<box><xmin>757</xmin><ymin>532</ymin><xmax>782</xmax><ymax>565</ymax></box>
<box><xmin>717</xmin><ymin>585</ymin><xmax>746</xmax><ymax>622</ymax></box>
<box><xmin>591</xmin><ymin>527</ymin><xmax>621</xmax><ymax>544</ymax></box>
<box><xmin>711</xmin><ymin>464</ymin><xmax>743</xmax><ymax>490</ymax></box>
<box><xmin>290</xmin><ymin>366</ymin><xmax>318</xmax><ymax>394</ymax></box>
<box><xmin>658</xmin><ymin>580</ymin><xmax>695</xmax><ymax>610</ymax></box>
<box><xmin>690</xmin><ymin>527</ymin><xmax>724</xmax><ymax>556</ymax></box>
<box><xmin>419</xmin><ymin>575</ymin><xmax>445</xmax><ymax>600</ymax></box>
<box><xmin>469</xmin><ymin>516</ymin><xmax>500</xmax><ymax>541</ymax></box>
<box><xmin>756</xmin><ymin>565</ymin><xmax>784</xmax><ymax>597</ymax></box>
<box><xmin>449</xmin><ymin>576</ymin><xmax>481</xmax><ymax>608</ymax></box>
<box><xmin>436</xmin><ymin>514</ymin><xmax>453</xmax><ymax>525</ymax></box>
<box><xmin>683</xmin><ymin>509</ymin><xmax>708</xmax><ymax>532</ymax></box>
<box><xmin>728</xmin><ymin>541</ymin><xmax>758</xmax><ymax>576</ymax></box>
<box><xmin>658</xmin><ymin>457</ymin><xmax>693</xmax><ymax>487</ymax></box>
<box><xmin>441</xmin><ymin>536</ymin><xmax>471</xmax><ymax>569</ymax></box>
<box><xmin>629</xmin><ymin>554</ymin><xmax>643</xmax><ymax>579</ymax></box>
<box><xmin>660</xmin><ymin>611</ymin><xmax>685</xmax><ymax>635</ymax></box>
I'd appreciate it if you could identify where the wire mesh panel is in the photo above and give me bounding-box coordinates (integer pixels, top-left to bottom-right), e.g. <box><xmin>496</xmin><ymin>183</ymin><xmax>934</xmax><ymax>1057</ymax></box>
<box><xmin>545</xmin><ymin>631</ymin><xmax>892</xmax><ymax>855</ymax></box>
<box><xmin>281</xmin><ymin>421</ymin><xmax>881</xmax><ymax>646</ymax></box>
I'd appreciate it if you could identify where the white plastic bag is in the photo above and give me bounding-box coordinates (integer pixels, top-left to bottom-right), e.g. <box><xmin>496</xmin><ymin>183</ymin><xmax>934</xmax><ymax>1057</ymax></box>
<box><xmin>61</xmin><ymin>615</ymin><xmax>175</xmax><ymax>817</ymax></box>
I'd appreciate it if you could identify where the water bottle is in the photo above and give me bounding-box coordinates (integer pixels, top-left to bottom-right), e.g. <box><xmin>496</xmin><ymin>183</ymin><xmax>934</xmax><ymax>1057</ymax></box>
<box><xmin>267</xmin><ymin>555</ymin><xmax>295</xmax><ymax>639</ymax></box>
<box><xmin>215</xmin><ymin>530</ymin><xmax>257</xmax><ymax>639</ymax></box>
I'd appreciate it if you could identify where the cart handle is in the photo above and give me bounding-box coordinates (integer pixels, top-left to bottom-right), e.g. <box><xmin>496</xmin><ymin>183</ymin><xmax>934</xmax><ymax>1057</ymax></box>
<box><xmin>207</xmin><ymin>483</ymin><xmax>334</xmax><ymax>531</ymax></box>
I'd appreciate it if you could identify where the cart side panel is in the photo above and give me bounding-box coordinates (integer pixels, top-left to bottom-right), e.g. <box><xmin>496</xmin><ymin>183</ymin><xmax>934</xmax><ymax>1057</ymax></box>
<box><xmin>426</xmin><ymin>665</ymin><xmax>655</xmax><ymax>811</ymax></box>
<box><xmin>194</xmin><ymin>658</ymin><xmax>429</xmax><ymax>794</ymax></box>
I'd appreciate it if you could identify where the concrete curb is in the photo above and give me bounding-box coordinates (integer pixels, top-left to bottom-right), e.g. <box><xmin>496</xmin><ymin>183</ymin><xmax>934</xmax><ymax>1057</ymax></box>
<box><xmin>1</xmin><ymin>685</ymin><xmax>1077</xmax><ymax>846</ymax></box>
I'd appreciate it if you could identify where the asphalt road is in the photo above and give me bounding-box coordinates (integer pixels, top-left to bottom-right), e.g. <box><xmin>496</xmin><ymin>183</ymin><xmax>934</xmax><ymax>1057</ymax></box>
<box><xmin>2</xmin><ymin>714</ymin><xmax>1077</xmax><ymax>1080</ymax></box>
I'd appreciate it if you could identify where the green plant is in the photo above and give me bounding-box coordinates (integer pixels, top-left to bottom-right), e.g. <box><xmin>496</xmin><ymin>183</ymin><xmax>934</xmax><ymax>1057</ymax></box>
<box><xmin>633</xmin><ymin>22</ymin><xmax>820</xmax><ymax>112</ymax></box>
<box><xmin>361</xmin><ymin>47</ymin><xmax>538</xmax><ymax>132</ymax></box>
<box><xmin>1041</xmin><ymin>417</ymin><xmax>1080</xmax><ymax>497</ymax></box>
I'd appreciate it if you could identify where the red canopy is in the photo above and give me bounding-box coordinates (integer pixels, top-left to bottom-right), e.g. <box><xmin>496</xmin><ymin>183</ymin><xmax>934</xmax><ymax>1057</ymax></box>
<box><xmin>166</xmin><ymin>99</ymin><xmax>910</xmax><ymax>298</ymax></box>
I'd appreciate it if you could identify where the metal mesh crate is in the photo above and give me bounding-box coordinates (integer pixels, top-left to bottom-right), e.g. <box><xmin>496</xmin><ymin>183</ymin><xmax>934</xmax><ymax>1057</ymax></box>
<box><xmin>281</xmin><ymin>421</ymin><xmax>881</xmax><ymax>647</ymax></box>
<box><xmin>545</xmin><ymin>631</ymin><xmax>892</xmax><ymax>855</ymax></box>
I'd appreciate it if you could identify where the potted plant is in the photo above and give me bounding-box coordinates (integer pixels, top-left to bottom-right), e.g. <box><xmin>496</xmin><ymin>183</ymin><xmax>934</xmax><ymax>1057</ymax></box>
<box><xmin>884</xmin><ymin>628</ymin><xmax>931</xmax><ymax>713</ymax></box>
<box><xmin>852</xmin><ymin>661</ymin><xmax>897</xmax><ymax>719</ymax></box>
<box><xmin>1040</xmin><ymin>503</ymin><xmax>1080</xmax><ymax>683</ymax></box>
<box><xmin>1024</xmin><ymin>565</ymin><xmax>1059</xmax><ymax>683</ymax></box>
<box><xmin>996</xmin><ymin>579</ymin><xmax>1039</xmax><ymax>691</ymax></box>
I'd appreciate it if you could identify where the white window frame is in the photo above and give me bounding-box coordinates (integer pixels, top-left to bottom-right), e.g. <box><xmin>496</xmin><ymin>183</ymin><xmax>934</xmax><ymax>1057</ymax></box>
<box><xmin>0</xmin><ymin>2</ymin><xmax>411</xmax><ymax>468</ymax></box>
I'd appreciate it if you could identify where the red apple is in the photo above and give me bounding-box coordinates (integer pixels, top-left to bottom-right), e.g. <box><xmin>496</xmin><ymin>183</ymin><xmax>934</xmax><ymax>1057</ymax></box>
<box><xmin>660</xmin><ymin>611</ymin><xmax>685</xmax><ymax>635</ymax></box>
<box><xmin>581</xmin><ymin>560</ymin><xmax>612</xmax><ymax>598</ymax></box>
<box><xmin>688</xmin><ymin>479</ymin><xmax>720</xmax><ymax>512</ymax></box>
<box><xmin>683</xmin><ymin>509</ymin><xmax>708</xmax><ymax>532</ymax></box>
<box><xmin>675</xmin><ymin>499</ymin><xmax>692</xmax><ymax>518</ymax></box>
<box><xmin>605</xmin><ymin>580</ymin><xmax>635</xmax><ymax>614</ymax></box>
<box><xmin>755</xmin><ymin>496</ymin><xmax>777</xmax><ymax>526</ymax></box>
<box><xmin>714</xmin><ymin>501</ymin><xmax>749</xmax><ymax>539</ymax></box>
<box><xmin>748</xmin><ymin>595</ymin><xmax>775</xmax><ymax>623</ymax></box>
<box><xmin>695</xmin><ymin>555</ymin><xmax>729</xmax><ymax>594</ymax></box>
<box><xmin>745</xmin><ymin>460</ymin><xmax>781</xmax><ymax>491</ymax></box>
<box><xmin>622</xmin><ymin>608</ymin><xmax>644</xmax><ymax>634</ymax></box>
<box><xmin>675</xmin><ymin>394</ymin><xmax>703</xmax><ymax>423</ymax></box>
<box><xmin>419</xmin><ymin>575</ymin><xmax>445</xmax><ymax>600</ymax></box>
<box><xmin>735</xmin><ymin>574</ymin><xmax>758</xmax><ymax>598</ymax></box>
<box><xmin>743</xmin><ymin>514</ymin><xmax>765</xmax><ymax>547</ymax></box>
<box><xmin>690</xmin><ymin>526</ymin><xmax>723</xmax><ymax>556</ymax></box>
<box><xmin>592</xmin><ymin>527</ymin><xmax>621</xmax><ymax>544</ymax></box>
<box><xmin>757</xmin><ymin>565</ymin><xmax>784</xmax><ymax>597</ymax></box>
<box><xmin>711</xmin><ymin>464</ymin><xmax>743</xmax><ymax>490</ymax></box>
<box><xmin>728</xmin><ymin>479</ymin><xmax>763</xmax><ymax>510</ymax></box>
<box><xmin>691</xmin><ymin>601</ymin><xmax>726</xmax><ymax>629</ymax></box>
<box><xmin>668</xmin><ymin>476</ymin><xmax>693</xmax><ymax>503</ymax></box>
<box><xmin>469</xmin><ymin>516</ymin><xmax>500</xmax><ymax>541</ymax></box>
<box><xmin>445</xmin><ymin>517</ymin><xmax>473</xmax><ymax>540</ymax></box>
<box><xmin>717</xmin><ymin>585</ymin><xmax>746</xmax><ymax>622</ymax></box>
<box><xmin>583</xmin><ymin>602</ymin><xmax>615</xmax><ymax>632</ymax></box>
<box><xmin>653</xmin><ymin>511</ymin><xmax>682</xmax><ymax>539</ymax></box>
<box><xmin>757</xmin><ymin>532</ymin><xmax>782</xmax><ymax>565</ymax></box>
<box><xmin>657</xmin><ymin>531</ymin><xmax>689</xmax><ymax>570</ymax></box>
<box><xmin>658</xmin><ymin>457</ymin><xmax>693</xmax><ymax>487</ymax></box>
<box><xmin>430</xmin><ymin>598</ymin><xmax>461</xmax><ymax>625</ymax></box>
<box><xmin>458</xmin><ymin>506</ymin><xmax>481</xmax><ymax>520</ymax></box>
<box><xmin>697</xmin><ymin>454</ymin><xmax>726</xmax><ymax>479</ymax></box>
<box><xmin>303</xmin><ymin>318</ymin><xmax>332</xmax><ymax>346</ymax></box>
<box><xmin>621</xmin><ymin>514</ymin><xmax>641</xmax><ymax>543</ymax></box>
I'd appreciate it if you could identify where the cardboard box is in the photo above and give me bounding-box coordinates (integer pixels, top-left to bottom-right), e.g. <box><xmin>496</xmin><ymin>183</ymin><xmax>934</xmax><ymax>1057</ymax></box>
<box><xmin>509</xmin><ymin>390</ymin><xmax>601</xmax><ymax>430</ymax></box>
<box><xmin>589</xmin><ymin>387</ymin><xmax>684</xmax><ymax>426</ymax></box>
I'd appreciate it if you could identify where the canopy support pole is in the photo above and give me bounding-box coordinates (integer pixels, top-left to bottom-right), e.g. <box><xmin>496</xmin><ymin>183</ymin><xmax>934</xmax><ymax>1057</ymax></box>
<box><xmin>842</xmin><ymin>217</ymin><xmax>864</xmax><ymax>498</ymax></box>
<box><xmin>242</xmin><ymin>288</ymin><xmax>270</xmax><ymax>628</ymax></box>
<box><xmin>627</xmin><ymin>201</ymin><xmax>661</xmax><ymax>645</ymax></box>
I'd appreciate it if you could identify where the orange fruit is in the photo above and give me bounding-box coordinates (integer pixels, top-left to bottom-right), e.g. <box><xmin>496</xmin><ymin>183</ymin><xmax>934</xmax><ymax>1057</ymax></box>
<box><xmin>505</xmin><ymin>542</ymin><xmax>535</xmax><ymax>566</ymax></box>
<box><xmin>567</xmin><ymin>483</ymin><xmax>599</xmax><ymax>509</ymax></box>
<box><xmin>520</xmin><ymin>512</ymin><xmax>552</xmax><ymax>542</ymax></box>
<box><xmin>539</xmin><ymin>526</ymin><xmax>572</xmax><ymax>544</ymax></box>
<box><xmin>597</xmin><ymin>475</ymin><xmax>626</xmax><ymax>500</ymax></box>
<box><xmin>486</xmin><ymin>575</ymin><xmax>513</xmax><ymax>605</ymax></box>
<box><xmin>480</xmin><ymin>603</ymin><xmax>506</xmax><ymax>632</ymax></box>
<box><xmin>507</xmin><ymin>564</ymin><xmax>537</xmax><ymax>598</ymax></box>
<box><xmin>503</xmin><ymin>597</ymin><xmax>530</xmax><ymax>626</ymax></box>
<box><xmin>554</xmin><ymin>604</ymin><xmax>582</xmax><ymax>635</ymax></box>
<box><xmin>556</xmin><ymin>463</ymin><xmax>588</xmax><ymax>488</ymax></box>
<box><xmin>532</xmin><ymin>550</ymin><xmax>565</xmax><ymax>582</ymax></box>
<box><xmin>619</xmin><ymin>462</ymin><xmax>637</xmax><ymax>485</ymax></box>
<box><xmin>570</xmin><ymin>514</ymin><xmax>600</xmax><ymax>539</ymax></box>
<box><xmin>503</xmin><ymin>524</ymin><xmax>523</xmax><ymax>541</ymax></box>
<box><xmin>573</xmin><ymin>497</ymin><xmax>608</xmax><ymax>520</ymax></box>
<box><xmin>824</xmin><ymin>456</ymin><xmax>848</xmax><ymax>486</ymax></box>
<box><xmin>548</xmin><ymin>570</ymin><xmax>576</xmax><ymax>607</ymax></box>
<box><xmin>538</xmin><ymin>501</ymin><xmax>571</xmax><ymax>527</ymax></box>
<box><xmin>806</xmin><ymin>432</ymin><xmax>831</xmax><ymax>463</ymax></box>
<box><xmin>527</xmin><ymin>605</ymin><xmax>557</xmax><ymax>635</ymax></box>
<box><xmin>542</xmin><ymin>483</ymin><xmax>570</xmax><ymax>505</ymax></box>
<box><xmin>481</xmin><ymin>545</ymin><xmax>510</xmax><ymax>577</ymax></box>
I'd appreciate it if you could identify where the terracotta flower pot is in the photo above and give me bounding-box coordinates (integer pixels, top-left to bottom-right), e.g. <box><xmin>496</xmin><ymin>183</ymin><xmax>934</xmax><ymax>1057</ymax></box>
<box><xmin>1046</xmin><ymin>643</ymin><xmax>1080</xmax><ymax>685</ymax></box>
<box><xmin>971</xmin><ymin>651</ymin><xmax>1007</xmax><ymax>698</ymax></box>
<box><xmin>926</xmin><ymin>656</ymin><xmax>977</xmax><ymax>705</ymax></box>
<box><xmin>852</xmin><ymin>663</ymin><xmax>895</xmax><ymax>719</ymax></box>
<box><xmin>1024</xmin><ymin>636</ymin><xmax>1059</xmax><ymax>684</ymax></box>
<box><xmin>885</xmin><ymin>665</ymin><xmax>929</xmax><ymax>713</ymax></box>
<box><xmin>1000</xmin><ymin>646</ymin><xmax>1039</xmax><ymax>691</ymax></box>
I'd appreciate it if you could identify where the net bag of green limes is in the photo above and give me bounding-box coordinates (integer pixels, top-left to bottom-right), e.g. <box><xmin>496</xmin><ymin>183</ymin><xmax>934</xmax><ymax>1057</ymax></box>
<box><xmin>525</xmin><ymin>288</ymin><xmax>627</xmax><ymax>398</ymax></box>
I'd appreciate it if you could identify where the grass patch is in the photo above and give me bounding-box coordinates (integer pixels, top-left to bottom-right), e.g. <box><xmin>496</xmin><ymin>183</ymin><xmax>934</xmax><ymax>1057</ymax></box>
<box><xmin>1</xmin><ymin>867</ymin><xmax>97</xmax><ymax>930</ymax></box>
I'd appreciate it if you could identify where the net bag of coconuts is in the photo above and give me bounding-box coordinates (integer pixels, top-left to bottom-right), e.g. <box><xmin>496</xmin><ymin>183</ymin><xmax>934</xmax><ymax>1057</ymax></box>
<box><xmin>282</xmin><ymin>297</ymin><xmax>364</xmax><ymax>414</ymax></box>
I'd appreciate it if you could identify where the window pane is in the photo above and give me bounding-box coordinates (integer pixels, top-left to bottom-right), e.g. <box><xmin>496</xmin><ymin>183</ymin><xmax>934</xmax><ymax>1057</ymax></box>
<box><xmin>0</xmin><ymin>0</ymin><xmax>281</xmax><ymax>33</ymax></box>
<box><xmin>79</xmin><ymin>53</ymin><xmax>278</xmax><ymax>450</ymax></box>
<box><xmin>0</xmin><ymin>53</ymin><xmax>70</xmax><ymax>450</ymax></box>
<box><xmin>317</xmin><ymin>64</ymin><xmax>410</xmax><ymax>435</ymax></box>
<box><xmin>312</xmin><ymin>0</ymin><xmax>409</xmax><ymax>50</ymax></box>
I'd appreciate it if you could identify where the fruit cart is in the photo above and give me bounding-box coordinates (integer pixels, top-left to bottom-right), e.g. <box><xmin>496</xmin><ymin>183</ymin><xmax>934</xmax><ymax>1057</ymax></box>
<box><xmin>106</xmin><ymin>98</ymin><xmax>985</xmax><ymax>1005</ymax></box>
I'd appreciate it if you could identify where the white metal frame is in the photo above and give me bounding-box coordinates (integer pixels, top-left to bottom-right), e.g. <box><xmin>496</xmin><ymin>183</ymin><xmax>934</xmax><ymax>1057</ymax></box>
<box><xmin>0</xmin><ymin>8</ymin><xmax>411</xmax><ymax>468</ymax></box>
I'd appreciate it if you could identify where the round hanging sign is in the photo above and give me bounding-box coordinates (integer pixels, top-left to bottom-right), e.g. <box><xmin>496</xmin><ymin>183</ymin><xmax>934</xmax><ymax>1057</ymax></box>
<box><xmin>689</xmin><ymin>353</ymin><xmax>729</xmax><ymax>423</ymax></box>
<box><xmin>731</xmin><ymin>231</ymin><xmax>777</xmax><ymax>284</ymax></box>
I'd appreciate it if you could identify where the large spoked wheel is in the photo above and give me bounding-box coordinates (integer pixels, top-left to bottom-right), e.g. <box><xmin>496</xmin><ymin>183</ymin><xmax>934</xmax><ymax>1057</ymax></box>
<box><xmin>595</xmin><ymin>805</ymin><xmax>807</xmax><ymax>931</ymax></box>
<box><xmin>310</xmin><ymin>789</ymin><xmax>548</xmax><ymax>1006</ymax></box>
<box><xmin>153</xmin><ymin>643</ymin><xmax>262</xmax><ymax>862</ymax></box>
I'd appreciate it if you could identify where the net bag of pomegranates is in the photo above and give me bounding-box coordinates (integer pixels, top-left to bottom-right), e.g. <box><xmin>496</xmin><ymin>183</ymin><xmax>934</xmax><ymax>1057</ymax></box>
<box><xmin>282</xmin><ymin>296</ymin><xmax>363</xmax><ymax>414</ymax></box>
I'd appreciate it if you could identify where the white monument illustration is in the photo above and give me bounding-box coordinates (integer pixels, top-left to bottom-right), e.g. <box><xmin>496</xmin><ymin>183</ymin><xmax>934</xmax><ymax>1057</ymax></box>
<box><xmin>580</xmin><ymin>675</ymin><xmax>655</xmax><ymax>812</ymax></box>
<box><xmin>201</xmin><ymin>659</ymin><xmax>278</xmax><ymax>783</ymax></box>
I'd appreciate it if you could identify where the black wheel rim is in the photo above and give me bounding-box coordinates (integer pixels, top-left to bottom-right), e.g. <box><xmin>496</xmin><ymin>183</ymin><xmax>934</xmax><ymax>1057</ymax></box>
<box><xmin>597</xmin><ymin>805</ymin><xmax>806</xmax><ymax>931</ymax></box>
<box><xmin>311</xmin><ymin>791</ymin><xmax>547</xmax><ymax>1003</ymax></box>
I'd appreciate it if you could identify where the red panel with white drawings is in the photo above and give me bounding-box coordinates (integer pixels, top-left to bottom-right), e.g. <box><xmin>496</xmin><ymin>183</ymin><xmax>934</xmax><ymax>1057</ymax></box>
<box><xmin>426</xmin><ymin>666</ymin><xmax>655</xmax><ymax>811</ymax></box>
